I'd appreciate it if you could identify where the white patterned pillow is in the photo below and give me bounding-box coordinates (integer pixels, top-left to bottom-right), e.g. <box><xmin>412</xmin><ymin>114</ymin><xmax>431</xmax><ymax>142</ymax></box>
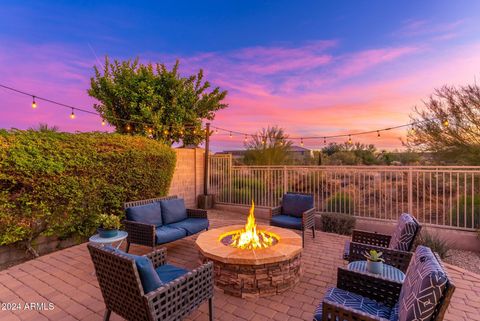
<box><xmin>389</xmin><ymin>213</ymin><xmax>418</xmax><ymax>251</ymax></box>
<box><xmin>397</xmin><ymin>246</ymin><xmax>448</xmax><ymax>321</ymax></box>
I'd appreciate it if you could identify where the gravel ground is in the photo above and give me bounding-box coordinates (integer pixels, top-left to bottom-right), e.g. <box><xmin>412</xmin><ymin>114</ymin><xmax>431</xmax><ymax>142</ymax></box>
<box><xmin>444</xmin><ymin>249</ymin><xmax>480</xmax><ymax>275</ymax></box>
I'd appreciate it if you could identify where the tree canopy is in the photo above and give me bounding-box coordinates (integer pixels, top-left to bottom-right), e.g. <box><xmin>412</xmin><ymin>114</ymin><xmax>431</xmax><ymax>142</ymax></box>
<box><xmin>405</xmin><ymin>84</ymin><xmax>480</xmax><ymax>164</ymax></box>
<box><xmin>88</xmin><ymin>57</ymin><xmax>228</xmax><ymax>146</ymax></box>
<box><xmin>243</xmin><ymin>126</ymin><xmax>293</xmax><ymax>165</ymax></box>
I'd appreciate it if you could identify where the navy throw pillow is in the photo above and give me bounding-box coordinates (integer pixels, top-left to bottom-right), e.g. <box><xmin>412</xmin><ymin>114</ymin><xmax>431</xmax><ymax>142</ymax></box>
<box><xmin>126</xmin><ymin>202</ymin><xmax>162</xmax><ymax>227</ymax></box>
<box><xmin>104</xmin><ymin>246</ymin><xmax>163</xmax><ymax>294</ymax></box>
<box><xmin>282</xmin><ymin>193</ymin><xmax>314</xmax><ymax>218</ymax></box>
<box><xmin>160</xmin><ymin>198</ymin><xmax>188</xmax><ymax>224</ymax></box>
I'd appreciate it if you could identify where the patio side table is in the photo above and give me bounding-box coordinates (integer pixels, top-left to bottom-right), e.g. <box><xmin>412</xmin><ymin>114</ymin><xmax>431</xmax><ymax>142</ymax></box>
<box><xmin>89</xmin><ymin>230</ymin><xmax>128</xmax><ymax>249</ymax></box>
<box><xmin>347</xmin><ymin>260</ymin><xmax>405</xmax><ymax>282</ymax></box>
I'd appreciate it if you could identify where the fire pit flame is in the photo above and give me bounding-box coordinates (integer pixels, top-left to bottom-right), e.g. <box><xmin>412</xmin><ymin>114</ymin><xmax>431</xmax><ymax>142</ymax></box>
<box><xmin>227</xmin><ymin>201</ymin><xmax>277</xmax><ymax>250</ymax></box>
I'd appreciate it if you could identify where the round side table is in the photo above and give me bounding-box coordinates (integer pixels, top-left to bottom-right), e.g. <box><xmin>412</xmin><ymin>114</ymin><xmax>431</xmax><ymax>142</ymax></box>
<box><xmin>347</xmin><ymin>261</ymin><xmax>405</xmax><ymax>282</ymax></box>
<box><xmin>89</xmin><ymin>230</ymin><xmax>128</xmax><ymax>249</ymax></box>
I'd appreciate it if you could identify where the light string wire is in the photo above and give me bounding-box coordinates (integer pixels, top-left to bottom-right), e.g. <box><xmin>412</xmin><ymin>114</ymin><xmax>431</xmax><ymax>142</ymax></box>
<box><xmin>1</xmin><ymin>82</ymin><xmax>444</xmax><ymax>142</ymax></box>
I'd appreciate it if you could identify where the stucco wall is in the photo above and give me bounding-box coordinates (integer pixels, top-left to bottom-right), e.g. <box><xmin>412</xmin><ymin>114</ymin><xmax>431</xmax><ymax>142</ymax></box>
<box><xmin>168</xmin><ymin>148</ymin><xmax>205</xmax><ymax>207</ymax></box>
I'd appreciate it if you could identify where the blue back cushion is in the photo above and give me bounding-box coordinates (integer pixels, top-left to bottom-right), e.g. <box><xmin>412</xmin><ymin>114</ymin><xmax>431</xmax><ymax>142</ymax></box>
<box><xmin>389</xmin><ymin>213</ymin><xmax>418</xmax><ymax>251</ymax></box>
<box><xmin>160</xmin><ymin>198</ymin><xmax>188</xmax><ymax>224</ymax></box>
<box><xmin>126</xmin><ymin>202</ymin><xmax>162</xmax><ymax>227</ymax></box>
<box><xmin>282</xmin><ymin>193</ymin><xmax>314</xmax><ymax>218</ymax></box>
<box><xmin>397</xmin><ymin>246</ymin><xmax>448</xmax><ymax>321</ymax></box>
<box><xmin>104</xmin><ymin>246</ymin><xmax>163</xmax><ymax>294</ymax></box>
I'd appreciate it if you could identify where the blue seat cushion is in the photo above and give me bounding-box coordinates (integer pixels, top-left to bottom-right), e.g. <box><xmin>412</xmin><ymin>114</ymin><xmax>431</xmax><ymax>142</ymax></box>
<box><xmin>103</xmin><ymin>246</ymin><xmax>163</xmax><ymax>294</ymax></box>
<box><xmin>155</xmin><ymin>264</ymin><xmax>189</xmax><ymax>283</ymax></box>
<box><xmin>389</xmin><ymin>302</ymin><xmax>399</xmax><ymax>321</ymax></box>
<box><xmin>126</xmin><ymin>202</ymin><xmax>162</xmax><ymax>227</ymax></box>
<box><xmin>389</xmin><ymin>213</ymin><xmax>418</xmax><ymax>251</ymax></box>
<box><xmin>282</xmin><ymin>193</ymin><xmax>314</xmax><ymax>218</ymax></box>
<box><xmin>271</xmin><ymin>215</ymin><xmax>302</xmax><ymax>230</ymax></box>
<box><xmin>160</xmin><ymin>198</ymin><xmax>188</xmax><ymax>224</ymax></box>
<box><xmin>343</xmin><ymin>240</ymin><xmax>351</xmax><ymax>260</ymax></box>
<box><xmin>168</xmin><ymin>218</ymin><xmax>209</xmax><ymax>236</ymax></box>
<box><xmin>397</xmin><ymin>246</ymin><xmax>448</xmax><ymax>321</ymax></box>
<box><xmin>155</xmin><ymin>226</ymin><xmax>187</xmax><ymax>244</ymax></box>
<box><xmin>313</xmin><ymin>287</ymin><xmax>392</xmax><ymax>321</ymax></box>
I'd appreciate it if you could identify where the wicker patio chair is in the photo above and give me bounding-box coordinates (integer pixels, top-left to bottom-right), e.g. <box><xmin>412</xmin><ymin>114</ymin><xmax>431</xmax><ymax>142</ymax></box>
<box><xmin>344</xmin><ymin>213</ymin><xmax>421</xmax><ymax>271</ymax></box>
<box><xmin>88</xmin><ymin>243</ymin><xmax>214</xmax><ymax>321</ymax></box>
<box><xmin>313</xmin><ymin>246</ymin><xmax>455</xmax><ymax>321</ymax></box>
<box><xmin>270</xmin><ymin>192</ymin><xmax>316</xmax><ymax>247</ymax></box>
<box><xmin>124</xmin><ymin>195</ymin><xmax>209</xmax><ymax>252</ymax></box>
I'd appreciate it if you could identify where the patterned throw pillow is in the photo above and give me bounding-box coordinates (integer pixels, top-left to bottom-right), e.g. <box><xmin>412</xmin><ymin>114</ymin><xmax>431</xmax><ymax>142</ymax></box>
<box><xmin>389</xmin><ymin>213</ymin><xmax>418</xmax><ymax>251</ymax></box>
<box><xmin>397</xmin><ymin>246</ymin><xmax>448</xmax><ymax>321</ymax></box>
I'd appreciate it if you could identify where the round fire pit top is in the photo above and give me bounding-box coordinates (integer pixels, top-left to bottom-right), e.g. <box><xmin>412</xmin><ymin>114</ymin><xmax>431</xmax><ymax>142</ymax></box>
<box><xmin>196</xmin><ymin>225</ymin><xmax>302</xmax><ymax>265</ymax></box>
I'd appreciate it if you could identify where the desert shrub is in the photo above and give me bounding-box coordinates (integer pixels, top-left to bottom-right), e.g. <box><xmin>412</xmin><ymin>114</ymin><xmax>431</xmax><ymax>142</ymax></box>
<box><xmin>450</xmin><ymin>195</ymin><xmax>480</xmax><ymax>229</ymax></box>
<box><xmin>325</xmin><ymin>193</ymin><xmax>354</xmax><ymax>214</ymax></box>
<box><xmin>416</xmin><ymin>231</ymin><xmax>451</xmax><ymax>259</ymax></box>
<box><xmin>231</xmin><ymin>177</ymin><xmax>266</xmax><ymax>204</ymax></box>
<box><xmin>0</xmin><ymin>130</ymin><xmax>176</xmax><ymax>248</ymax></box>
<box><xmin>320</xmin><ymin>213</ymin><xmax>356</xmax><ymax>235</ymax></box>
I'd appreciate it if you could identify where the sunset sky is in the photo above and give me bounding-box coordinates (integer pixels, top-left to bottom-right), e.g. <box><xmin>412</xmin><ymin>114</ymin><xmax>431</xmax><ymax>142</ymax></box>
<box><xmin>1</xmin><ymin>1</ymin><xmax>480</xmax><ymax>151</ymax></box>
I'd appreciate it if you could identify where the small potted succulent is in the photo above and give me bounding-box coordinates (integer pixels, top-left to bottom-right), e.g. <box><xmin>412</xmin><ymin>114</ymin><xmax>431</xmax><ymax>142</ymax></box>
<box><xmin>97</xmin><ymin>214</ymin><xmax>121</xmax><ymax>238</ymax></box>
<box><xmin>364</xmin><ymin>250</ymin><xmax>384</xmax><ymax>274</ymax></box>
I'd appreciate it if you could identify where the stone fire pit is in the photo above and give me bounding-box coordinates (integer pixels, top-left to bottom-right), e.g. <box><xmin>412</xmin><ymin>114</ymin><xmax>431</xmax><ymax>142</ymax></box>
<box><xmin>196</xmin><ymin>225</ymin><xmax>302</xmax><ymax>298</ymax></box>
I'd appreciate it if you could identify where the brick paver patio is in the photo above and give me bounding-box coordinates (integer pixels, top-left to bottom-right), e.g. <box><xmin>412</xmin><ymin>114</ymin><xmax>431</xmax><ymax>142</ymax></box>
<box><xmin>0</xmin><ymin>210</ymin><xmax>479</xmax><ymax>321</ymax></box>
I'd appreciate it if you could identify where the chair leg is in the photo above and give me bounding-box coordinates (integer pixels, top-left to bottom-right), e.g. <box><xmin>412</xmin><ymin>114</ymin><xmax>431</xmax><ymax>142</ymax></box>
<box><xmin>312</xmin><ymin>226</ymin><xmax>316</xmax><ymax>238</ymax></box>
<box><xmin>103</xmin><ymin>309</ymin><xmax>111</xmax><ymax>321</ymax></box>
<box><xmin>302</xmin><ymin>230</ymin><xmax>305</xmax><ymax>248</ymax></box>
<box><xmin>208</xmin><ymin>297</ymin><xmax>214</xmax><ymax>321</ymax></box>
<box><xmin>125</xmin><ymin>241</ymin><xmax>130</xmax><ymax>253</ymax></box>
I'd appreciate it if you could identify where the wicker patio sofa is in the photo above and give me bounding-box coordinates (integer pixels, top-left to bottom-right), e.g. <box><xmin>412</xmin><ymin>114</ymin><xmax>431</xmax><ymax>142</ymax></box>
<box><xmin>88</xmin><ymin>243</ymin><xmax>214</xmax><ymax>321</ymax></box>
<box><xmin>270</xmin><ymin>192</ymin><xmax>316</xmax><ymax>247</ymax></box>
<box><xmin>314</xmin><ymin>245</ymin><xmax>455</xmax><ymax>321</ymax></box>
<box><xmin>123</xmin><ymin>195</ymin><xmax>209</xmax><ymax>252</ymax></box>
<box><xmin>344</xmin><ymin>213</ymin><xmax>421</xmax><ymax>272</ymax></box>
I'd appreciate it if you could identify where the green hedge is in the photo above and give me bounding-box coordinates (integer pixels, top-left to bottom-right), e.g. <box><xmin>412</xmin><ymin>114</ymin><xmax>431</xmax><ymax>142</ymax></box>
<box><xmin>320</xmin><ymin>212</ymin><xmax>356</xmax><ymax>235</ymax></box>
<box><xmin>0</xmin><ymin>130</ymin><xmax>176</xmax><ymax>246</ymax></box>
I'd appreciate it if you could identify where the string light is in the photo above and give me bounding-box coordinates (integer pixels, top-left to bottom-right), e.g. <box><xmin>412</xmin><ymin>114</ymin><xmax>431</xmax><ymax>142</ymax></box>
<box><xmin>443</xmin><ymin>119</ymin><xmax>449</xmax><ymax>127</ymax></box>
<box><xmin>244</xmin><ymin>134</ymin><xmax>248</xmax><ymax>142</ymax></box>
<box><xmin>377</xmin><ymin>130</ymin><xmax>380</xmax><ymax>138</ymax></box>
<box><xmin>324</xmin><ymin>137</ymin><xmax>327</xmax><ymax>144</ymax></box>
<box><xmin>229</xmin><ymin>131</ymin><xmax>233</xmax><ymax>138</ymax></box>
<box><xmin>179</xmin><ymin>129</ymin><xmax>183</xmax><ymax>136</ymax></box>
<box><xmin>348</xmin><ymin>135</ymin><xmax>352</xmax><ymax>144</ymax></box>
<box><xmin>69</xmin><ymin>108</ymin><xmax>75</xmax><ymax>119</ymax></box>
<box><xmin>193</xmin><ymin>129</ymin><xmax>196</xmax><ymax>134</ymax></box>
<box><xmin>300</xmin><ymin>138</ymin><xmax>304</xmax><ymax>147</ymax></box>
<box><xmin>126</xmin><ymin>124</ymin><xmax>131</xmax><ymax>131</ymax></box>
<box><xmin>147</xmin><ymin>128</ymin><xmax>153</xmax><ymax>134</ymax></box>
<box><xmin>101</xmin><ymin>119</ymin><xmax>106</xmax><ymax>126</ymax></box>
<box><xmin>163</xmin><ymin>129</ymin><xmax>169</xmax><ymax>135</ymax></box>
<box><xmin>31</xmin><ymin>96</ymin><xmax>37</xmax><ymax>109</ymax></box>
<box><xmin>215</xmin><ymin>129</ymin><xmax>219</xmax><ymax>134</ymax></box>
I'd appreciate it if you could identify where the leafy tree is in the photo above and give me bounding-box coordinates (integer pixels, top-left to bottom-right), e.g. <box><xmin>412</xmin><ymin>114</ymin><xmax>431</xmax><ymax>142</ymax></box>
<box><xmin>243</xmin><ymin>126</ymin><xmax>293</xmax><ymax>165</ymax></box>
<box><xmin>322</xmin><ymin>142</ymin><xmax>379</xmax><ymax>165</ymax></box>
<box><xmin>88</xmin><ymin>57</ymin><xmax>228</xmax><ymax>146</ymax></box>
<box><xmin>405</xmin><ymin>84</ymin><xmax>480</xmax><ymax>164</ymax></box>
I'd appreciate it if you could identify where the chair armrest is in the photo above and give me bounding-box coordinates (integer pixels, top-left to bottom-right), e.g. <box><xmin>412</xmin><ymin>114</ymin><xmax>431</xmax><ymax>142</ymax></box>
<box><xmin>337</xmin><ymin>267</ymin><xmax>402</xmax><ymax>308</ymax></box>
<box><xmin>348</xmin><ymin>242</ymin><xmax>413</xmax><ymax>272</ymax></box>
<box><xmin>145</xmin><ymin>248</ymin><xmax>167</xmax><ymax>269</ymax></box>
<box><xmin>352</xmin><ymin>229</ymin><xmax>391</xmax><ymax>248</ymax></box>
<box><xmin>322</xmin><ymin>300</ymin><xmax>389</xmax><ymax>321</ymax></box>
<box><xmin>270</xmin><ymin>206</ymin><xmax>282</xmax><ymax>217</ymax></box>
<box><xmin>144</xmin><ymin>261</ymin><xmax>214</xmax><ymax>319</ymax></box>
<box><xmin>302</xmin><ymin>207</ymin><xmax>316</xmax><ymax>229</ymax></box>
<box><xmin>187</xmin><ymin>208</ymin><xmax>208</xmax><ymax>219</ymax></box>
<box><xmin>124</xmin><ymin>220</ymin><xmax>156</xmax><ymax>248</ymax></box>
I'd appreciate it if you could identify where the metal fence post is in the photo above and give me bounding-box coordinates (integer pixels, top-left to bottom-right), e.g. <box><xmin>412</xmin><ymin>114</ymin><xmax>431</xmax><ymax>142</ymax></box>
<box><xmin>283</xmin><ymin>166</ymin><xmax>288</xmax><ymax>194</ymax></box>
<box><xmin>408</xmin><ymin>167</ymin><xmax>413</xmax><ymax>215</ymax></box>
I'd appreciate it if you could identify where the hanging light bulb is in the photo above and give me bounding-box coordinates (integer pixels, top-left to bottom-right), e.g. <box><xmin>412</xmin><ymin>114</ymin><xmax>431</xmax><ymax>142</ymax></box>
<box><xmin>262</xmin><ymin>137</ymin><xmax>266</xmax><ymax>145</ymax></box>
<box><xmin>148</xmin><ymin>128</ymin><xmax>153</xmax><ymax>134</ymax></box>
<box><xmin>215</xmin><ymin>129</ymin><xmax>219</xmax><ymax>134</ymax></box>
<box><xmin>244</xmin><ymin>134</ymin><xmax>247</xmax><ymax>142</ymax></box>
<box><xmin>229</xmin><ymin>131</ymin><xmax>232</xmax><ymax>138</ymax></box>
<box><xmin>443</xmin><ymin>119</ymin><xmax>449</xmax><ymax>127</ymax></box>
<box><xmin>31</xmin><ymin>96</ymin><xmax>37</xmax><ymax>109</ymax></box>
<box><xmin>193</xmin><ymin>129</ymin><xmax>196</xmax><ymax>134</ymax></box>
<box><xmin>126</xmin><ymin>124</ymin><xmax>131</xmax><ymax>131</ymax></box>
<box><xmin>324</xmin><ymin>137</ymin><xmax>327</xmax><ymax>144</ymax></box>
<box><xmin>101</xmin><ymin>119</ymin><xmax>106</xmax><ymax>126</ymax></box>
<box><xmin>179</xmin><ymin>129</ymin><xmax>184</xmax><ymax>136</ymax></box>
<box><xmin>377</xmin><ymin>130</ymin><xmax>380</xmax><ymax>138</ymax></box>
<box><xmin>348</xmin><ymin>135</ymin><xmax>352</xmax><ymax>144</ymax></box>
<box><xmin>70</xmin><ymin>108</ymin><xmax>75</xmax><ymax>119</ymax></box>
<box><xmin>300</xmin><ymin>138</ymin><xmax>304</xmax><ymax>147</ymax></box>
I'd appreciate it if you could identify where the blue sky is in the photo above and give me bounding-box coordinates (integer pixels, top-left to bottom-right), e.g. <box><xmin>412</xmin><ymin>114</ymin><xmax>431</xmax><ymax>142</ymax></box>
<box><xmin>1</xmin><ymin>1</ymin><xmax>479</xmax><ymax>150</ymax></box>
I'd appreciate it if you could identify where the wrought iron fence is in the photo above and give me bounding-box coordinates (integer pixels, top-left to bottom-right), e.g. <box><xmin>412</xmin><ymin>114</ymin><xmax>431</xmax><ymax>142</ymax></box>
<box><xmin>209</xmin><ymin>155</ymin><xmax>480</xmax><ymax>231</ymax></box>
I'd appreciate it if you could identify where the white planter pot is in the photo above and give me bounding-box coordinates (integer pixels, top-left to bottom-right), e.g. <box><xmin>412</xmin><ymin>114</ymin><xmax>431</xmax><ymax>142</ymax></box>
<box><xmin>366</xmin><ymin>260</ymin><xmax>383</xmax><ymax>274</ymax></box>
